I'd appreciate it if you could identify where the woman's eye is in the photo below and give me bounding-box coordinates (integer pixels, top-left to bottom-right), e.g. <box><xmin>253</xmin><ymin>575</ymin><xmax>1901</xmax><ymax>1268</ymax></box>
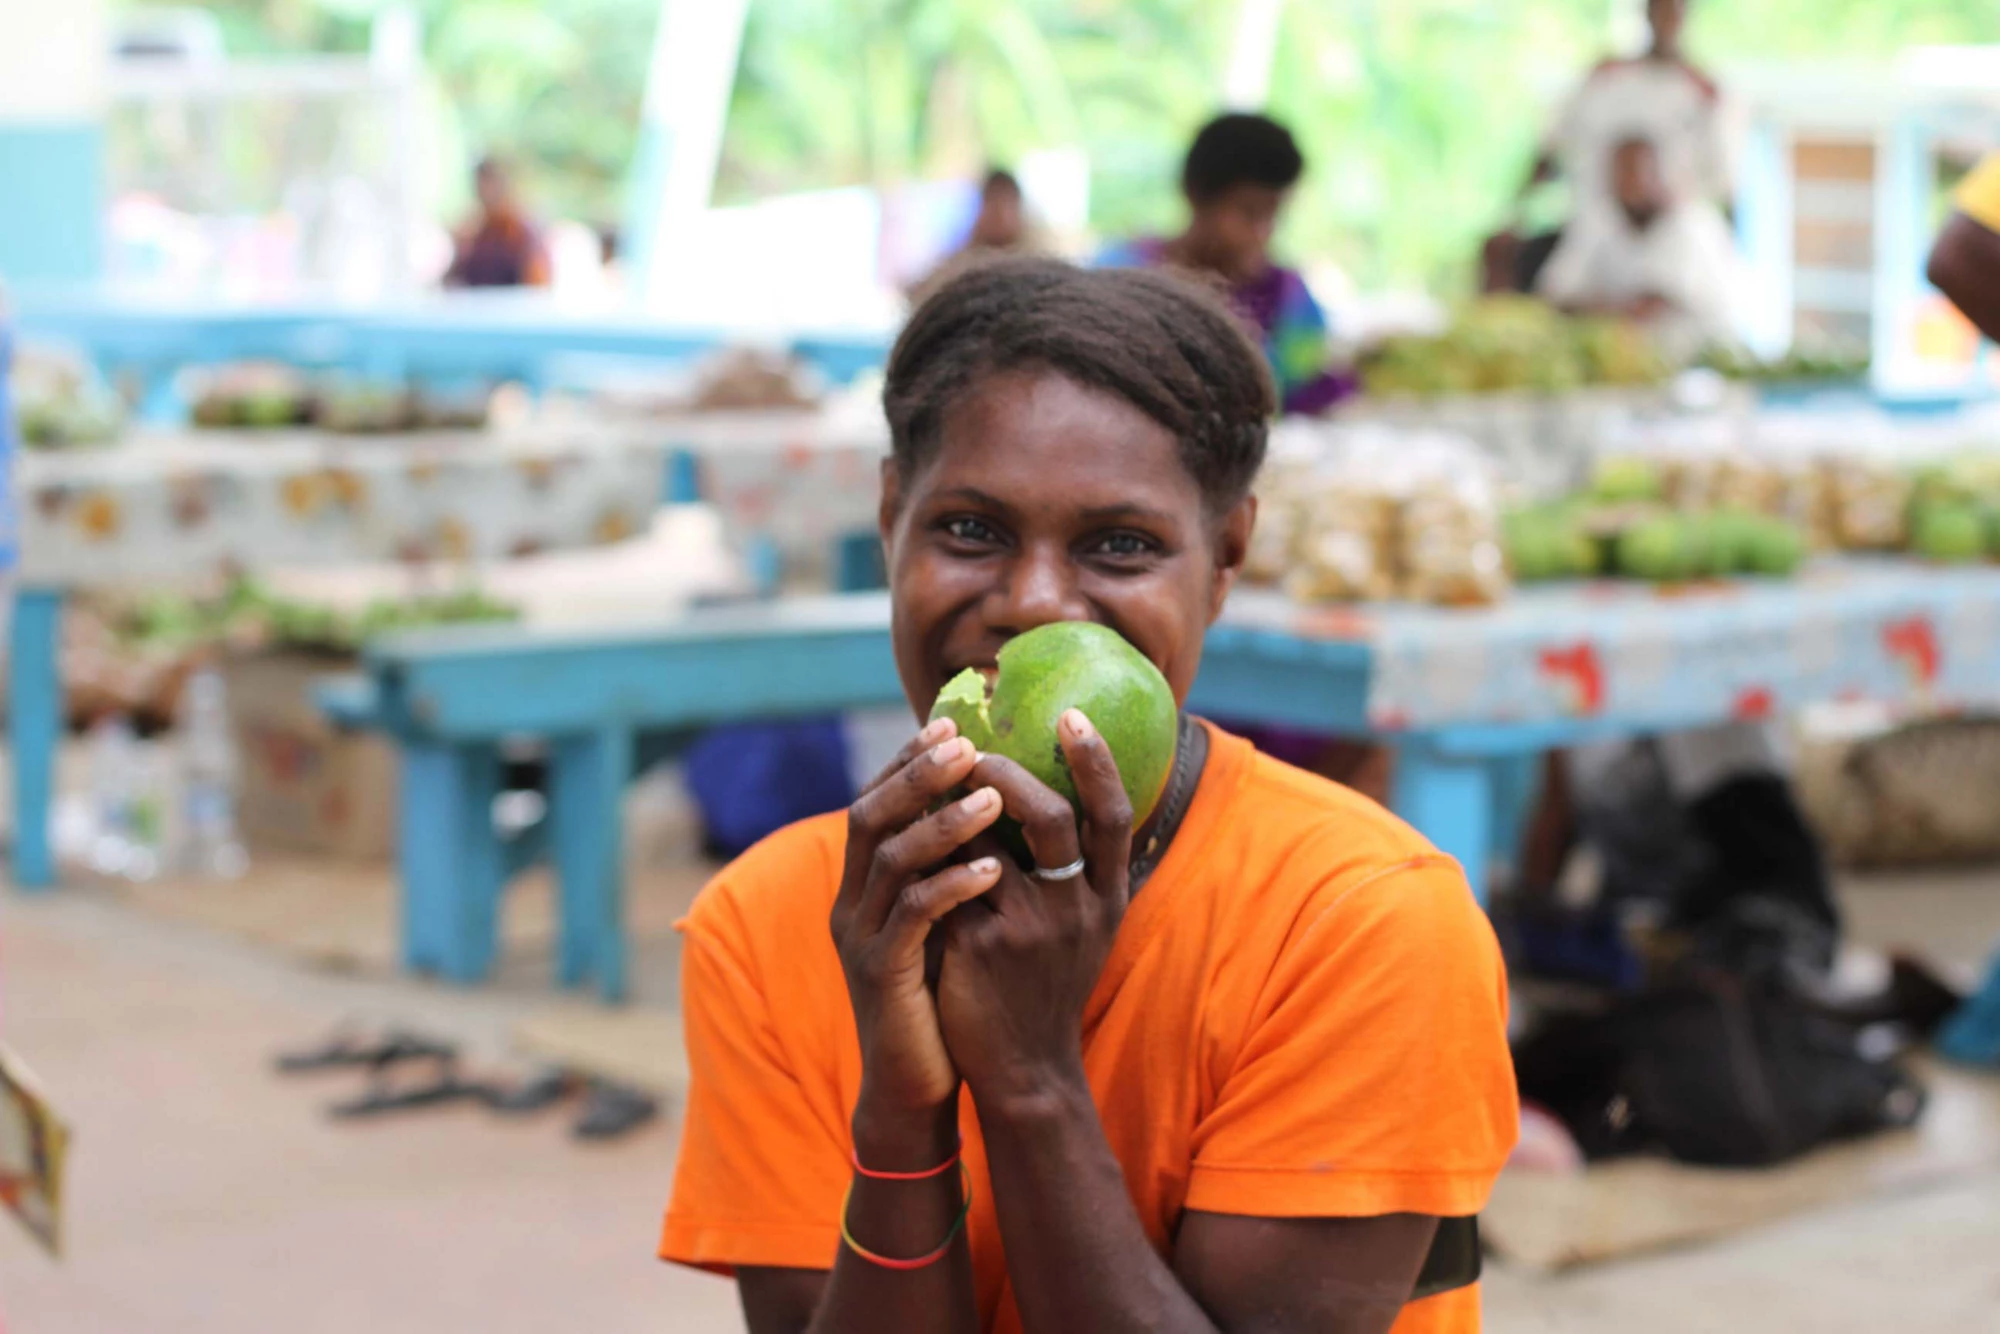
<box><xmin>942</xmin><ymin>516</ymin><xmax>1001</xmax><ymax>545</ymax></box>
<box><xmin>1092</xmin><ymin>532</ymin><xmax>1157</xmax><ymax>559</ymax></box>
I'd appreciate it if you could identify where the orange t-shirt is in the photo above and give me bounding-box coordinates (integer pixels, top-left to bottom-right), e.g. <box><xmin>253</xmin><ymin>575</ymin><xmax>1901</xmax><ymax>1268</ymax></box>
<box><xmin>661</xmin><ymin>722</ymin><xmax>1519</xmax><ymax>1333</ymax></box>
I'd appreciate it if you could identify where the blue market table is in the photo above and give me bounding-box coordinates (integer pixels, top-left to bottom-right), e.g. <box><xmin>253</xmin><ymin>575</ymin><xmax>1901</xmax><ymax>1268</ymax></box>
<box><xmin>8</xmin><ymin>288</ymin><xmax>892</xmax><ymax>419</ymax></box>
<box><xmin>327</xmin><ymin>564</ymin><xmax>2000</xmax><ymax>1000</ymax></box>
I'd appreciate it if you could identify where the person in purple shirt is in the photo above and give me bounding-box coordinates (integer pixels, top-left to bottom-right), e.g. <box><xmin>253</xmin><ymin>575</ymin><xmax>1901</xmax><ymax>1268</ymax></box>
<box><xmin>1101</xmin><ymin>113</ymin><xmax>1353</xmax><ymax>416</ymax></box>
<box><xmin>445</xmin><ymin>157</ymin><xmax>551</xmax><ymax>289</ymax></box>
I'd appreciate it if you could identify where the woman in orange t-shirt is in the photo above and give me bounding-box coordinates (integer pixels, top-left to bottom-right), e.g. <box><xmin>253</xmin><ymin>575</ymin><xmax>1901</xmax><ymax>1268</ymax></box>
<box><xmin>661</xmin><ymin>258</ymin><xmax>1518</xmax><ymax>1334</ymax></box>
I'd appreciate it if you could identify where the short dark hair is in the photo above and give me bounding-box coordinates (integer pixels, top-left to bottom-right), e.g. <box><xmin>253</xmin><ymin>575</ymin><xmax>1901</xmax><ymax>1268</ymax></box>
<box><xmin>884</xmin><ymin>258</ymin><xmax>1274</xmax><ymax>512</ymax></box>
<box><xmin>981</xmin><ymin>168</ymin><xmax>1021</xmax><ymax>199</ymax></box>
<box><xmin>1182</xmin><ymin>113</ymin><xmax>1304</xmax><ymax>203</ymax></box>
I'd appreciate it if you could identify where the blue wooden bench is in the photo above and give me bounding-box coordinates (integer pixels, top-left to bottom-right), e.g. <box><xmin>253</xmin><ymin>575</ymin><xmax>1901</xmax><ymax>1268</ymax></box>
<box><xmin>314</xmin><ymin>594</ymin><xmax>1547</xmax><ymax>1001</ymax></box>
<box><xmin>317</xmin><ymin>597</ymin><xmax>909</xmax><ymax>999</ymax></box>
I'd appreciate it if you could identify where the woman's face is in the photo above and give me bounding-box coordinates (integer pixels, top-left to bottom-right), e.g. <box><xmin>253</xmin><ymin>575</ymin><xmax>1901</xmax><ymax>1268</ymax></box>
<box><xmin>881</xmin><ymin>369</ymin><xmax>1255</xmax><ymax>723</ymax></box>
<box><xmin>1188</xmin><ymin>184</ymin><xmax>1286</xmax><ymax>282</ymax></box>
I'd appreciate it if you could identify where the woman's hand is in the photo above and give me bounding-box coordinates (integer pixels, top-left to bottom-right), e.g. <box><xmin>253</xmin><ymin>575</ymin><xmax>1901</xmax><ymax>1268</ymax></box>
<box><xmin>937</xmin><ymin>709</ymin><xmax>1134</xmax><ymax>1108</ymax></box>
<box><xmin>832</xmin><ymin>718</ymin><xmax>1008</xmax><ymax>1145</ymax></box>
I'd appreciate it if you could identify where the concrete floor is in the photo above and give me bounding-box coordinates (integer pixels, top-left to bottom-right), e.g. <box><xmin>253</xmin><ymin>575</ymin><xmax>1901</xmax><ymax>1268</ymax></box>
<box><xmin>5</xmin><ymin>871</ymin><xmax>2000</xmax><ymax>1332</ymax></box>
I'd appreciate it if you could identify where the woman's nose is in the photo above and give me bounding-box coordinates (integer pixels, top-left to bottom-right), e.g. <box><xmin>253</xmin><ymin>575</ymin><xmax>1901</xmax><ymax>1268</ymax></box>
<box><xmin>988</xmin><ymin>545</ymin><xmax>1090</xmax><ymax>635</ymax></box>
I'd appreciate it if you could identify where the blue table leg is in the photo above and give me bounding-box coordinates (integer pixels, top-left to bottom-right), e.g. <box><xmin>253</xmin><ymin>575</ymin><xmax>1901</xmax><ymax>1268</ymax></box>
<box><xmin>834</xmin><ymin>529</ymin><xmax>886</xmax><ymax>593</ymax></box>
<box><xmin>745</xmin><ymin>536</ymin><xmax>782</xmax><ymax>596</ymax></box>
<box><xmin>550</xmin><ymin>726</ymin><xmax>635</xmax><ymax>1001</ymax></box>
<box><xmin>1392</xmin><ymin>740</ymin><xmax>1495</xmax><ymax>906</ymax></box>
<box><xmin>664</xmin><ymin>449</ymin><xmax>701</xmax><ymax>505</ymax></box>
<box><xmin>399</xmin><ymin>741</ymin><xmax>505</xmax><ymax>983</ymax></box>
<box><xmin>1485</xmin><ymin>751</ymin><xmax>1542</xmax><ymax>888</ymax></box>
<box><xmin>9</xmin><ymin>588</ymin><xmax>63</xmax><ymax>891</ymax></box>
<box><xmin>137</xmin><ymin>365</ymin><xmax>186</xmax><ymax>426</ymax></box>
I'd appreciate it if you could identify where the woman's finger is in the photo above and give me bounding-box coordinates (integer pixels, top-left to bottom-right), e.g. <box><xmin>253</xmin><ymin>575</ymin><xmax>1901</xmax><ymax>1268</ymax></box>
<box><xmin>859</xmin><ymin>717</ymin><xmax>956</xmax><ymax>798</ymax></box>
<box><xmin>836</xmin><ymin>735</ymin><xmax>978</xmax><ymax>919</ymax></box>
<box><xmin>964</xmin><ymin>752</ymin><xmax>1083</xmax><ymax>880</ymax></box>
<box><xmin>1057</xmin><ymin>709</ymin><xmax>1135</xmax><ymax>900</ymax></box>
<box><xmin>880</xmin><ymin>857</ymin><xmax>1005</xmax><ymax>959</ymax></box>
<box><xmin>856</xmin><ymin>786</ymin><xmax>1005</xmax><ymax>932</ymax></box>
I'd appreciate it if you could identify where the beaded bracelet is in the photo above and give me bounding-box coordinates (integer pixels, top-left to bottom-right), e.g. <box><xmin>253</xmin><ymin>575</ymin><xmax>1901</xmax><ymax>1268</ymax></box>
<box><xmin>839</xmin><ymin>1163</ymin><xmax>973</xmax><ymax>1271</ymax></box>
<box><xmin>850</xmin><ymin>1138</ymin><xmax>962</xmax><ymax>1181</ymax></box>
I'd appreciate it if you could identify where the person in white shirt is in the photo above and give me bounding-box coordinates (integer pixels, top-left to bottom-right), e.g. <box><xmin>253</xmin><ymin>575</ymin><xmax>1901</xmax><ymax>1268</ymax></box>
<box><xmin>1488</xmin><ymin>0</ymin><xmax>1732</xmax><ymax>295</ymax></box>
<box><xmin>1541</xmin><ymin>0</ymin><xmax>1733</xmax><ymax>213</ymax></box>
<box><xmin>1537</xmin><ymin>135</ymin><xmax>1738</xmax><ymax>360</ymax></box>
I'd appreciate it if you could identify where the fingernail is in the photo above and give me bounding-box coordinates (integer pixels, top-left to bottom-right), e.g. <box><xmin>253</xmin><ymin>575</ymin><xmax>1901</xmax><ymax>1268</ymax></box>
<box><xmin>920</xmin><ymin>718</ymin><xmax>952</xmax><ymax>743</ymax></box>
<box><xmin>961</xmin><ymin>787</ymin><xmax>1000</xmax><ymax>815</ymax></box>
<box><xmin>931</xmin><ymin>737</ymin><xmax>971</xmax><ymax>764</ymax></box>
<box><xmin>969</xmin><ymin>857</ymin><xmax>1001</xmax><ymax>876</ymax></box>
<box><xmin>1062</xmin><ymin>709</ymin><xmax>1093</xmax><ymax>739</ymax></box>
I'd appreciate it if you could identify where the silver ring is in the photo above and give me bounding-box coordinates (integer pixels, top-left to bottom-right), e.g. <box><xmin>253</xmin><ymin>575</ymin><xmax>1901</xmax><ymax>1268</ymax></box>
<box><xmin>1032</xmin><ymin>856</ymin><xmax>1087</xmax><ymax>882</ymax></box>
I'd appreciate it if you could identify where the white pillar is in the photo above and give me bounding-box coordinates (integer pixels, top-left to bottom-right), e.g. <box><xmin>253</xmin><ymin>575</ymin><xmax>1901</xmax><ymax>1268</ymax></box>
<box><xmin>0</xmin><ymin>0</ymin><xmax>109</xmax><ymax>284</ymax></box>
<box><xmin>622</xmin><ymin>0</ymin><xmax>751</xmax><ymax>301</ymax></box>
<box><xmin>1221</xmin><ymin>0</ymin><xmax>1286</xmax><ymax>110</ymax></box>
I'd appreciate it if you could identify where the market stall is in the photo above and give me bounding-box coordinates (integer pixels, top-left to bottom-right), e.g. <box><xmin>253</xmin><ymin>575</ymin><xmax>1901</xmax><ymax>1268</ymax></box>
<box><xmin>6</xmin><ymin>424</ymin><xmax>669</xmax><ymax>889</ymax></box>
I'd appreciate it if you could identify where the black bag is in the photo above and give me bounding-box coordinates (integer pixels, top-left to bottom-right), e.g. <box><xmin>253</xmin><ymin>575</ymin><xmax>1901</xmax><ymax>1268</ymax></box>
<box><xmin>1514</xmin><ymin>969</ymin><xmax>1926</xmax><ymax>1167</ymax></box>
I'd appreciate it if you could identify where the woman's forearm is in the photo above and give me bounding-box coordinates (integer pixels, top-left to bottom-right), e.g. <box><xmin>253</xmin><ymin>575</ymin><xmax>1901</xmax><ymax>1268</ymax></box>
<box><xmin>803</xmin><ymin>1101</ymin><xmax>980</xmax><ymax>1334</ymax></box>
<box><xmin>975</xmin><ymin>1073</ymin><xmax>1220</xmax><ymax>1334</ymax></box>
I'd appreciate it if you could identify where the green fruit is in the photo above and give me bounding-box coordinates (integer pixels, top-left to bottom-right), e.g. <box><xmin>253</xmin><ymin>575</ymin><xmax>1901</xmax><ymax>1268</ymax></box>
<box><xmin>1744</xmin><ymin>519</ymin><xmax>1806</xmax><ymax>576</ymax></box>
<box><xmin>1617</xmin><ymin>516</ymin><xmax>1689</xmax><ymax>581</ymax></box>
<box><xmin>1912</xmin><ymin>503</ymin><xmax>1986</xmax><ymax>563</ymax></box>
<box><xmin>240</xmin><ymin>392</ymin><xmax>298</xmax><ymax>428</ymax></box>
<box><xmin>928</xmin><ymin>621</ymin><xmax>1178</xmax><ymax>826</ymax></box>
<box><xmin>1563</xmin><ymin>528</ymin><xmax>1600</xmax><ymax>577</ymax></box>
<box><xmin>1593</xmin><ymin>457</ymin><xmax>1663</xmax><ymax>504</ymax></box>
<box><xmin>1503</xmin><ymin>521</ymin><xmax>1553</xmax><ymax>582</ymax></box>
<box><xmin>1681</xmin><ymin>515</ymin><xmax>1720</xmax><ymax>578</ymax></box>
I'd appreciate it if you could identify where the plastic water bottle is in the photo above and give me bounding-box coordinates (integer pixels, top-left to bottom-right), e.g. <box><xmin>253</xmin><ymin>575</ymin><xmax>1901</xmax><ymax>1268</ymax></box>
<box><xmin>178</xmin><ymin>668</ymin><xmax>248</xmax><ymax>879</ymax></box>
<box><xmin>87</xmin><ymin>714</ymin><xmax>162</xmax><ymax>881</ymax></box>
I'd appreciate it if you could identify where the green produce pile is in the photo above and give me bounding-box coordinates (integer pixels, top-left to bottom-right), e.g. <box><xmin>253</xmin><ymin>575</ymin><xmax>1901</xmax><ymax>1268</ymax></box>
<box><xmin>1504</xmin><ymin>503</ymin><xmax>1809</xmax><ymax>584</ymax></box>
<box><xmin>1697</xmin><ymin>343</ymin><xmax>1870</xmax><ymax>385</ymax></box>
<box><xmin>1906</xmin><ymin>455</ymin><xmax>2000</xmax><ymax>565</ymax></box>
<box><xmin>11</xmin><ymin>355</ymin><xmax>124</xmax><ymax>449</ymax></box>
<box><xmin>1362</xmin><ymin>297</ymin><xmax>1669</xmax><ymax>398</ymax></box>
<box><xmin>190</xmin><ymin>367</ymin><xmax>492</xmax><ymax>434</ymax></box>
<box><xmin>1503</xmin><ymin>456</ymin><xmax>1810</xmax><ymax>586</ymax></box>
<box><xmin>116</xmin><ymin>580</ymin><xmax>518</xmax><ymax>656</ymax></box>
<box><xmin>1506</xmin><ymin>447</ymin><xmax>2000</xmax><ymax>585</ymax></box>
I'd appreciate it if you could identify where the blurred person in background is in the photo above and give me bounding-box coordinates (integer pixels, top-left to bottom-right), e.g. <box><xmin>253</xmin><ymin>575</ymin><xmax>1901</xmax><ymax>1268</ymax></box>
<box><xmin>444</xmin><ymin>157</ymin><xmax>551</xmax><ymax>289</ymax></box>
<box><xmin>1100</xmin><ymin>112</ymin><xmax>1353</xmax><ymax>416</ymax></box>
<box><xmin>1542</xmin><ymin>0</ymin><xmax>1731</xmax><ymax>214</ymax></box>
<box><xmin>1928</xmin><ymin>152</ymin><xmax>2000</xmax><ymax>343</ymax></box>
<box><xmin>965</xmin><ymin>168</ymin><xmax>1028</xmax><ymax>254</ymax></box>
<box><xmin>910</xmin><ymin>169</ymin><xmax>1041</xmax><ymax>304</ymax></box>
<box><xmin>1102</xmin><ymin>111</ymin><xmax>1361</xmax><ymax>789</ymax></box>
<box><xmin>1924</xmin><ymin>150</ymin><xmax>2000</xmax><ymax>1069</ymax></box>
<box><xmin>1537</xmin><ymin>135</ymin><xmax>1738</xmax><ymax>361</ymax></box>
<box><xmin>1491</xmin><ymin>0</ymin><xmax>1730</xmax><ymax>294</ymax></box>
<box><xmin>1520</xmin><ymin>137</ymin><xmax>1834</xmax><ymax>990</ymax></box>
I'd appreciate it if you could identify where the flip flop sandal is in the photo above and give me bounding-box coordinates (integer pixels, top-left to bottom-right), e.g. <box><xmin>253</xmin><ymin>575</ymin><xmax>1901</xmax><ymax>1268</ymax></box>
<box><xmin>274</xmin><ymin>1022</ymin><xmax>375</xmax><ymax>1074</ymax></box>
<box><xmin>486</xmin><ymin>1067</ymin><xmax>578</xmax><ymax>1115</ymax></box>
<box><xmin>276</xmin><ymin>1027</ymin><xmax>457</xmax><ymax>1075</ymax></box>
<box><xmin>570</xmin><ymin>1079</ymin><xmax>660</xmax><ymax>1141</ymax></box>
<box><xmin>327</xmin><ymin>1058</ymin><xmax>503</xmax><ymax>1120</ymax></box>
